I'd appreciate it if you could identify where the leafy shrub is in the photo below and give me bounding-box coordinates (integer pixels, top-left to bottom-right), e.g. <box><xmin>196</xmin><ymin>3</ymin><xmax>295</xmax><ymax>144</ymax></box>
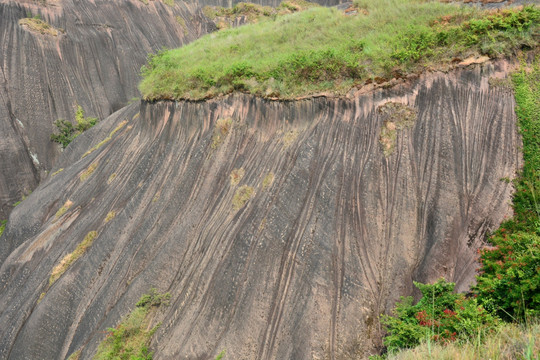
<box><xmin>381</xmin><ymin>279</ymin><xmax>499</xmax><ymax>353</ymax></box>
<box><xmin>474</xmin><ymin>59</ymin><xmax>540</xmax><ymax>321</ymax></box>
<box><xmin>51</xmin><ymin>105</ymin><xmax>98</xmax><ymax>149</ymax></box>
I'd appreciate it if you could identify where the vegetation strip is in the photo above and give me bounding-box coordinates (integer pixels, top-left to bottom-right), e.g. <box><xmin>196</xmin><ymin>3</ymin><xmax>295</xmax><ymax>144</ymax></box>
<box><xmin>94</xmin><ymin>289</ymin><xmax>170</xmax><ymax>360</ymax></box>
<box><xmin>140</xmin><ymin>1</ymin><xmax>539</xmax><ymax>100</ymax></box>
<box><xmin>375</xmin><ymin>58</ymin><xmax>540</xmax><ymax>359</ymax></box>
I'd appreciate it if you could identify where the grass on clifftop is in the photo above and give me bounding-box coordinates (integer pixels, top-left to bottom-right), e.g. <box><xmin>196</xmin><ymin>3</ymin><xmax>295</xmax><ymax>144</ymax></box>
<box><xmin>140</xmin><ymin>0</ymin><xmax>540</xmax><ymax>100</ymax></box>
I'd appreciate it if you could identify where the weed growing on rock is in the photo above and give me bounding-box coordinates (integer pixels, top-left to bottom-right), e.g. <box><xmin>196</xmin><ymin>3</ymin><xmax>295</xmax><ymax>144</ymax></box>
<box><xmin>51</xmin><ymin>168</ymin><xmax>64</xmax><ymax>177</ymax></box>
<box><xmin>107</xmin><ymin>173</ymin><xmax>117</xmax><ymax>184</ymax></box>
<box><xmin>104</xmin><ymin>211</ymin><xmax>116</xmax><ymax>223</ymax></box>
<box><xmin>262</xmin><ymin>172</ymin><xmax>275</xmax><ymax>190</ymax></box>
<box><xmin>94</xmin><ymin>289</ymin><xmax>170</xmax><ymax>360</ymax></box>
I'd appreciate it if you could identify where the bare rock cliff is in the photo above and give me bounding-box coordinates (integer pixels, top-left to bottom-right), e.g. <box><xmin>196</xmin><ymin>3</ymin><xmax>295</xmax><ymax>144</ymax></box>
<box><xmin>0</xmin><ymin>61</ymin><xmax>520</xmax><ymax>359</ymax></box>
<box><xmin>0</xmin><ymin>0</ymin><xmax>215</xmax><ymax>219</ymax></box>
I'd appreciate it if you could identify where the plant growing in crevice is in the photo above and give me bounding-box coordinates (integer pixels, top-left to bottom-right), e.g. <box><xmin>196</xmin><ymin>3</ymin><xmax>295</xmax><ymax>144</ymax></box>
<box><xmin>51</xmin><ymin>105</ymin><xmax>98</xmax><ymax>149</ymax></box>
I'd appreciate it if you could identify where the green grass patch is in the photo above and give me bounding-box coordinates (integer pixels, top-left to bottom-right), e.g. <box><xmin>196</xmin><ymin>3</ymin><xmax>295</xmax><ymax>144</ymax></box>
<box><xmin>104</xmin><ymin>211</ymin><xmax>116</xmax><ymax>224</ymax></box>
<box><xmin>49</xmin><ymin>231</ymin><xmax>98</xmax><ymax>286</ymax></box>
<box><xmin>140</xmin><ymin>2</ymin><xmax>540</xmax><ymax>100</ymax></box>
<box><xmin>94</xmin><ymin>289</ymin><xmax>170</xmax><ymax>360</ymax></box>
<box><xmin>262</xmin><ymin>172</ymin><xmax>274</xmax><ymax>190</ymax></box>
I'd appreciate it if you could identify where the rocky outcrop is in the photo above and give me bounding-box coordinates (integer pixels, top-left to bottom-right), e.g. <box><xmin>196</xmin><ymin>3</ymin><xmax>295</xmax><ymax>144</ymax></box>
<box><xmin>0</xmin><ymin>61</ymin><xmax>520</xmax><ymax>359</ymax></box>
<box><xmin>0</xmin><ymin>0</ymin><xmax>215</xmax><ymax>219</ymax></box>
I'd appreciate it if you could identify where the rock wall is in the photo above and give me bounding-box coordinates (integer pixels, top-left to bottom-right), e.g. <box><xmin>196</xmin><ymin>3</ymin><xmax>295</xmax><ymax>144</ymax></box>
<box><xmin>0</xmin><ymin>0</ymin><xmax>215</xmax><ymax>219</ymax></box>
<box><xmin>0</xmin><ymin>61</ymin><xmax>520</xmax><ymax>359</ymax></box>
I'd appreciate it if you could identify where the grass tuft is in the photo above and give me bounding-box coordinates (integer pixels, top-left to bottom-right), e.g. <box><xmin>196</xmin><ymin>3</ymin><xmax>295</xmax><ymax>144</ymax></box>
<box><xmin>0</xmin><ymin>219</ymin><xmax>6</xmax><ymax>237</ymax></box>
<box><xmin>51</xmin><ymin>168</ymin><xmax>64</xmax><ymax>177</ymax></box>
<box><xmin>49</xmin><ymin>231</ymin><xmax>98</xmax><ymax>286</ymax></box>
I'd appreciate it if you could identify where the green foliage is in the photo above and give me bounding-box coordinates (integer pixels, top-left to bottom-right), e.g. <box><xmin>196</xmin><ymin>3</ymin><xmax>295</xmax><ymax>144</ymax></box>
<box><xmin>474</xmin><ymin>59</ymin><xmax>540</xmax><ymax>321</ymax></box>
<box><xmin>140</xmin><ymin>1</ymin><xmax>540</xmax><ymax>100</ymax></box>
<box><xmin>94</xmin><ymin>289</ymin><xmax>170</xmax><ymax>360</ymax></box>
<box><xmin>215</xmin><ymin>350</ymin><xmax>225</xmax><ymax>360</ymax></box>
<box><xmin>51</xmin><ymin>105</ymin><xmax>98</xmax><ymax>149</ymax></box>
<box><xmin>381</xmin><ymin>279</ymin><xmax>499</xmax><ymax>353</ymax></box>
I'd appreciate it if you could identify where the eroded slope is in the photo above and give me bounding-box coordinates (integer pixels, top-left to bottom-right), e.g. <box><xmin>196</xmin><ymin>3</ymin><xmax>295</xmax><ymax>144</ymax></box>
<box><xmin>0</xmin><ymin>0</ymin><xmax>215</xmax><ymax>219</ymax></box>
<box><xmin>0</xmin><ymin>61</ymin><xmax>520</xmax><ymax>359</ymax></box>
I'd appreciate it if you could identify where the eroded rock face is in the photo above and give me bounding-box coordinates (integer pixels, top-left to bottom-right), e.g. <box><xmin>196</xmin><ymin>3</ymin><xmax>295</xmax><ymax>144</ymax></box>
<box><xmin>0</xmin><ymin>62</ymin><xmax>520</xmax><ymax>359</ymax></box>
<box><xmin>0</xmin><ymin>0</ymin><xmax>215</xmax><ymax>219</ymax></box>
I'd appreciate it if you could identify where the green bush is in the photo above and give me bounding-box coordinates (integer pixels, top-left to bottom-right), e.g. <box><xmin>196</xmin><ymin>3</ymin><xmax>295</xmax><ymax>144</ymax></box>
<box><xmin>474</xmin><ymin>59</ymin><xmax>540</xmax><ymax>321</ymax></box>
<box><xmin>51</xmin><ymin>105</ymin><xmax>98</xmax><ymax>148</ymax></box>
<box><xmin>381</xmin><ymin>279</ymin><xmax>499</xmax><ymax>353</ymax></box>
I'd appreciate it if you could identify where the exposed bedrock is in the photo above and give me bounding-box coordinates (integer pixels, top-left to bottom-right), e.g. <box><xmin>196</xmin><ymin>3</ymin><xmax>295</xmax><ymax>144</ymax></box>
<box><xmin>0</xmin><ymin>61</ymin><xmax>520</xmax><ymax>359</ymax></box>
<box><xmin>0</xmin><ymin>0</ymin><xmax>215</xmax><ymax>219</ymax></box>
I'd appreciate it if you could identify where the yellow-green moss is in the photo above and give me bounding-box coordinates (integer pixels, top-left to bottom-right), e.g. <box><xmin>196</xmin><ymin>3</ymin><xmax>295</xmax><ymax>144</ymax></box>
<box><xmin>80</xmin><ymin>162</ymin><xmax>98</xmax><ymax>182</ymax></box>
<box><xmin>233</xmin><ymin>185</ymin><xmax>254</xmax><ymax>211</ymax></box>
<box><xmin>53</xmin><ymin>199</ymin><xmax>73</xmax><ymax>222</ymax></box>
<box><xmin>230</xmin><ymin>168</ymin><xmax>245</xmax><ymax>186</ymax></box>
<box><xmin>104</xmin><ymin>211</ymin><xmax>116</xmax><ymax>223</ymax></box>
<box><xmin>262</xmin><ymin>172</ymin><xmax>274</xmax><ymax>190</ymax></box>
<box><xmin>51</xmin><ymin>168</ymin><xmax>64</xmax><ymax>177</ymax></box>
<box><xmin>378</xmin><ymin>102</ymin><xmax>417</xmax><ymax>157</ymax></box>
<box><xmin>82</xmin><ymin>120</ymin><xmax>128</xmax><ymax>158</ymax></box>
<box><xmin>107</xmin><ymin>173</ymin><xmax>117</xmax><ymax>184</ymax></box>
<box><xmin>211</xmin><ymin>118</ymin><xmax>233</xmax><ymax>149</ymax></box>
<box><xmin>49</xmin><ymin>231</ymin><xmax>98</xmax><ymax>286</ymax></box>
<box><xmin>19</xmin><ymin>17</ymin><xmax>59</xmax><ymax>36</ymax></box>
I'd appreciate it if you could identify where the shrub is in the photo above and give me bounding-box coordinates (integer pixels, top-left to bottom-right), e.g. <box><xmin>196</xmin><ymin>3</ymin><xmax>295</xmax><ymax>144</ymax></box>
<box><xmin>473</xmin><ymin>59</ymin><xmax>540</xmax><ymax>321</ymax></box>
<box><xmin>51</xmin><ymin>105</ymin><xmax>98</xmax><ymax>149</ymax></box>
<box><xmin>381</xmin><ymin>279</ymin><xmax>499</xmax><ymax>353</ymax></box>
